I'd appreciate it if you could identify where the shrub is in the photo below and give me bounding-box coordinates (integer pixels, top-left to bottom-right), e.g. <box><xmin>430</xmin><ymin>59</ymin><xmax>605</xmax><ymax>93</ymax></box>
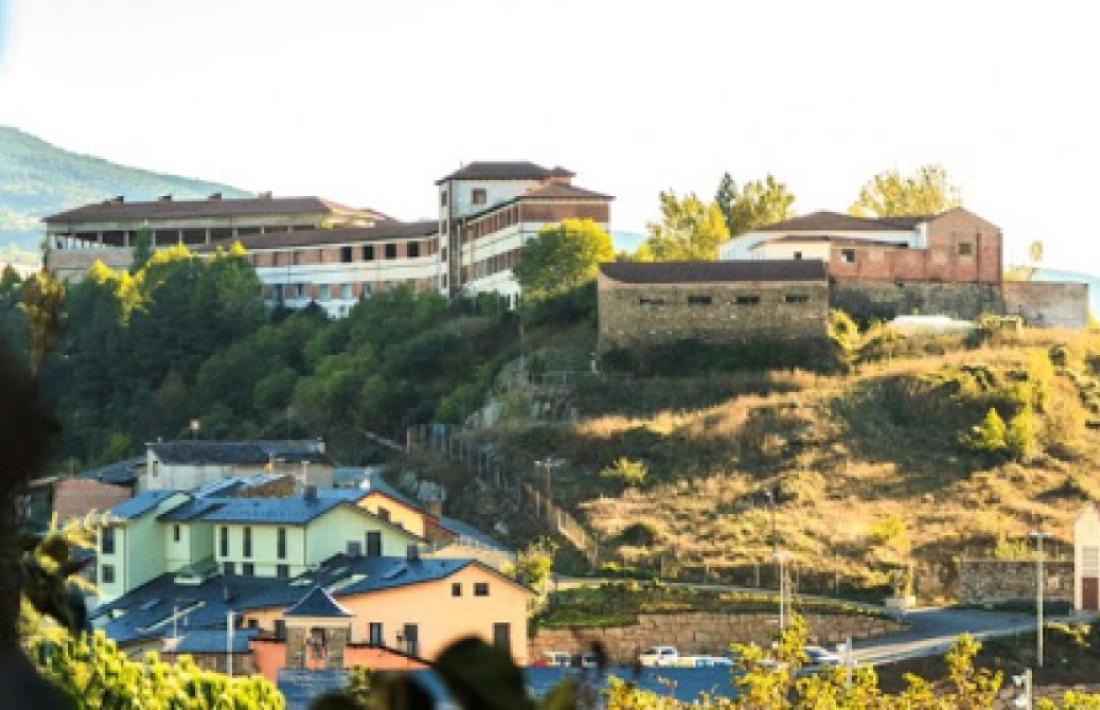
<box><xmin>600</xmin><ymin>457</ymin><xmax>648</xmax><ymax>486</ymax></box>
<box><xmin>962</xmin><ymin>407</ymin><xmax>1008</xmax><ymax>454</ymax></box>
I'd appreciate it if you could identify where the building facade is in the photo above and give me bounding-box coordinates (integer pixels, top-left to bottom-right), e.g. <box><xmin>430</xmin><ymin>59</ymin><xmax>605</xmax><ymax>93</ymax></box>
<box><xmin>597</xmin><ymin>260</ymin><xmax>830</xmax><ymax>351</ymax></box>
<box><xmin>1074</xmin><ymin>504</ymin><xmax>1100</xmax><ymax>612</ymax></box>
<box><xmin>141</xmin><ymin>440</ymin><xmax>334</xmax><ymax>492</ymax></box>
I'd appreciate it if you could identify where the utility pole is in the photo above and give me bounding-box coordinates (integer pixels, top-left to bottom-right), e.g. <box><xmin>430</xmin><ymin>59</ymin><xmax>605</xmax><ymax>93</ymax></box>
<box><xmin>227</xmin><ymin>610</ymin><xmax>235</xmax><ymax>677</ymax></box>
<box><xmin>1030</xmin><ymin>530</ymin><xmax>1052</xmax><ymax>668</ymax></box>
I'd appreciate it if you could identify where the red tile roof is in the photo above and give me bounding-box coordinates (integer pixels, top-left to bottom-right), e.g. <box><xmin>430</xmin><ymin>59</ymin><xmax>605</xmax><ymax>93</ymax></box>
<box><xmin>45</xmin><ymin>196</ymin><xmax>381</xmax><ymax>224</ymax></box>
<box><xmin>435</xmin><ymin>161</ymin><xmax>573</xmax><ymax>184</ymax></box>
<box><xmin>757</xmin><ymin>211</ymin><xmax>923</xmax><ymax>233</ymax></box>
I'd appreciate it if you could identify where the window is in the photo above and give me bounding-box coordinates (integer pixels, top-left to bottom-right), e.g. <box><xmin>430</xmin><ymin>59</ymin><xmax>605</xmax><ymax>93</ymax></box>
<box><xmin>173</xmin><ymin>524</ymin><xmax>180</xmax><ymax>542</ymax></box>
<box><xmin>793</xmin><ymin>251</ymin><xmax>803</xmax><ymax>260</ymax></box>
<box><xmin>441</xmin><ymin>246</ymin><xmax>447</xmax><ymax>263</ymax></box>
<box><xmin>277</xmin><ymin>564</ymin><xmax>289</xmax><ymax>579</ymax></box>
<box><xmin>362</xmin><ymin>282</ymin><xmax>373</xmax><ymax>297</ymax></box>
<box><xmin>369</xmin><ymin>622</ymin><xmax>384</xmax><ymax>646</ymax></box>
<box><xmin>341</xmin><ymin>246</ymin><xmax>353</xmax><ymax>263</ymax></box>
<box><xmin>474</xmin><ymin>582</ymin><xmax>489</xmax><ymax>597</ymax></box>
<box><xmin>958</xmin><ymin>242</ymin><xmax>974</xmax><ymax>256</ymax></box>
<box><xmin>101</xmin><ymin>564</ymin><xmax>115</xmax><ymax>584</ymax></box>
<box><xmin>341</xmin><ymin>283</ymin><xmax>353</xmax><ymax>300</ymax></box>
<box><xmin>451</xmin><ymin>582</ymin><xmax>462</xmax><ymax>597</ymax></box>
<box><xmin>840</xmin><ymin>249</ymin><xmax>857</xmax><ymax>264</ymax></box>
<box><xmin>471</xmin><ymin>188</ymin><xmax>487</xmax><ymax>205</ymax></box>
<box><xmin>493</xmin><ymin>623</ymin><xmax>511</xmax><ymax>651</ymax></box>
<box><xmin>319</xmin><ymin>284</ymin><xmax>330</xmax><ymax>301</ymax></box>
<box><xmin>310</xmin><ymin>628</ymin><xmax>327</xmax><ymax>659</ymax></box>
<box><xmin>219</xmin><ymin>527</ymin><xmax>228</xmax><ymax>557</ymax></box>
<box><xmin>363</xmin><ymin>244</ymin><xmax>375</xmax><ymax>261</ymax></box>
<box><xmin>274</xmin><ymin>620</ymin><xmax>286</xmax><ymax>640</ymax></box>
<box><xmin>687</xmin><ymin>295</ymin><xmax>713</xmax><ymax>306</ymax></box>
<box><xmin>243</xmin><ymin>527</ymin><xmax>252</xmax><ymax>558</ymax></box>
<box><xmin>277</xmin><ymin>528</ymin><xmax>287</xmax><ymax>559</ymax></box>
<box><xmin>638</xmin><ymin>297</ymin><xmax>666</xmax><ymax>306</ymax></box>
<box><xmin>248</xmin><ymin>618</ymin><xmax>259</xmax><ymax>629</ymax></box>
<box><xmin>101</xmin><ymin>527</ymin><xmax>115</xmax><ymax>555</ymax></box>
<box><xmin>440</xmin><ymin>190</ymin><xmax>448</xmax><ymax>207</ymax></box>
<box><xmin>242</xmin><ymin>562</ymin><xmax>254</xmax><ymax>576</ymax></box>
<box><xmin>366</xmin><ymin>531</ymin><xmax>382</xmax><ymax>557</ymax></box>
<box><xmin>377</xmin><ymin>507</ymin><xmax>391</xmax><ymax>522</ymax></box>
<box><xmin>785</xmin><ymin>294</ymin><xmax>809</xmax><ymax>304</ymax></box>
<box><xmin>735</xmin><ymin>295</ymin><xmax>761</xmax><ymax>305</ymax></box>
<box><xmin>223</xmin><ymin>561</ymin><xmax>235</xmax><ymax>575</ymax></box>
<box><xmin>347</xmin><ymin>541</ymin><xmax>363</xmax><ymax>556</ymax></box>
<box><xmin>408</xmin><ymin>241</ymin><xmax>420</xmax><ymax>258</ymax></box>
<box><xmin>295</xmin><ymin>283</ymin><xmax>306</xmax><ymax>298</ymax></box>
<box><xmin>385</xmin><ymin>244</ymin><xmax>397</xmax><ymax>260</ymax></box>
<box><xmin>403</xmin><ymin>624</ymin><xmax>419</xmax><ymax>657</ymax></box>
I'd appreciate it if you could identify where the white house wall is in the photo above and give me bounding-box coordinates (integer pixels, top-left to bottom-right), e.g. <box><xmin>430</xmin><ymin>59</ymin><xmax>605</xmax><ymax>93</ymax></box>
<box><xmin>720</xmin><ymin>228</ymin><xmax>918</xmax><ymax>261</ymax></box>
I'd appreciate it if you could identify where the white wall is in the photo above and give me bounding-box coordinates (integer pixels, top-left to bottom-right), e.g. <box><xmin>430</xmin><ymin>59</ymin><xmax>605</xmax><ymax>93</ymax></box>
<box><xmin>720</xmin><ymin>228</ymin><xmax>917</xmax><ymax>261</ymax></box>
<box><xmin>1074</xmin><ymin>505</ymin><xmax>1100</xmax><ymax>611</ymax></box>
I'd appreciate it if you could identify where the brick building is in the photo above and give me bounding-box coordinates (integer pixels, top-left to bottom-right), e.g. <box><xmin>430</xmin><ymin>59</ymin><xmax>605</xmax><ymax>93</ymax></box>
<box><xmin>597</xmin><ymin>260</ymin><xmax>829</xmax><ymax>351</ymax></box>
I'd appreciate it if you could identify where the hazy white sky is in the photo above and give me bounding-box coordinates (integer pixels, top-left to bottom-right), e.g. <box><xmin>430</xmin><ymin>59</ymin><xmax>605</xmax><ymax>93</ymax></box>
<box><xmin>1</xmin><ymin>0</ymin><xmax>1098</xmax><ymax>269</ymax></box>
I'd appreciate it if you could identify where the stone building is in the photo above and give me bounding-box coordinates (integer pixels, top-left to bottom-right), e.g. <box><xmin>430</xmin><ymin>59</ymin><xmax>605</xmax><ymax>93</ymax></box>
<box><xmin>597</xmin><ymin>260</ymin><xmax>829</xmax><ymax>351</ymax></box>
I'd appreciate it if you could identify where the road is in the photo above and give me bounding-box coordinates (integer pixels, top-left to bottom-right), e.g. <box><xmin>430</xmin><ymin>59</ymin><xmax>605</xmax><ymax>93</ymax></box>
<box><xmin>554</xmin><ymin>576</ymin><xmax>1096</xmax><ymax>666</ymax></box>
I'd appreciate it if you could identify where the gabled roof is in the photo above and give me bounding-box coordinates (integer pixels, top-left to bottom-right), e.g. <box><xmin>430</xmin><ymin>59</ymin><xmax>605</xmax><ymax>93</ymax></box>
<box><xmin>197</xmin><ymin>220</ymin><xmax>439</xmax><ymax>253</ymax></box>
<box><xmin>108</xmin><ymin>490</ymin><xmax>179</xmax><ymax>520</ymax></box>
<box><xmin>756</xmin><ymin>211</ymin><xmax>919</xmax><ymax>233</ymax></box>
<box><xmin>200</xmin><ymin>490</ymin><xmax>366</xmax><ymax>525</ymax></box>
<box><xmin>284</xmin><ymin>586</ymin><xmax>352</xmax><ymax>618</ymax></box>
<box><xmin>599</xmin><ymin>259</ymin><xmax>828</xmax><ymax>285</ymax></box>
<box><xmin>172</xmin><ymin>627</ymin><xmax>258</xmax><ymax>654</ymax></box>
<box><xmin>438</xmin><ymin>517</ymin><xmax>511</xmax><ymax>553</ymax></box>
<box><xmin>436</xmin><ymin>161</ymin><xmax>572</xmax><ymax>184</ymax></box>
<box><xmin>45</xmin><ymin>195</ymin><xmax>380</xmax><ymax>224</ymax></box>
<box><xmin>157</xmin><ymin>497</ymin><xmax>226</xmax><ymax>522</ymax></box>
<box><xmin>79</xmin><ymin>457</ymin><xmax>144</xmax><ymax>486</ymax></box>
<box><xmin>148</xmin><ymin>440</ymin><xmax>329</xmax><ymax>466</ymax></box>
<box><xmin>362</xmin><ymin>472</ymin><xmax>427</xmax><ymax>513</ymax></box>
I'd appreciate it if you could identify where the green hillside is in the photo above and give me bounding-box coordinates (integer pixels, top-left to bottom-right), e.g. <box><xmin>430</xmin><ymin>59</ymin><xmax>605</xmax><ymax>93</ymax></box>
<box><xmin>0</xmin><ymin>126</ymin><xmax>249</xmax><ymax>264</ymax></box>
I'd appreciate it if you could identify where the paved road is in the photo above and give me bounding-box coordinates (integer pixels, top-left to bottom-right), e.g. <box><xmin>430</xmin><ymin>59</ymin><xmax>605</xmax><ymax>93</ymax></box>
<box><xmin>554</xmin><ymin>576</ymin><xmax>1097</xmax><ymax>666</ymax></box>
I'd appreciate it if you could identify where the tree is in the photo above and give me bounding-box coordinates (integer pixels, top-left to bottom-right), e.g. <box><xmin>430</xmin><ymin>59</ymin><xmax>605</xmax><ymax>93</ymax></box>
<box><xmin>850</xmin><ymin>164</ymin><xmax>962</xmax><ymax>218</ymax></box>
<box><xmin>1030</xmin><ymin>240</ymin><xmax>1044</xmax><ymax>268</ymax></box>
<box><xmin>714</xmin><ymin>173</ymin><xmax>796</xmax><ymax>236</ymax></box>
<box><xmin>638</xmin><ymin>191</ymin><xmax>729</xmax><ymax>261</ymax></box>
<box><xmin>513</xmin><ymin>219</ymin><xmax>613</xmax><ymax>302</ymax></box>
<box><xmin>130</xmin><ymin>229</ymin><xmax>153</xmax><ymax>271</ymax></box>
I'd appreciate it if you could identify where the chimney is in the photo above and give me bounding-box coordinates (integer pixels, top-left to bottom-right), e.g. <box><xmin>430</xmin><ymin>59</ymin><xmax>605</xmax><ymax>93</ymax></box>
<box><xmin>158</xmin><ymin>194</ymin><xmax>172</xmax><ymax>202</ymax></box>
<box><xmin>406</xmin><ymin>545</ymin><xmax>420</xmax><ymax>563</ymax></box>
<box><xmin>426</xmin><ymin>500</ymin><xmax>443</xmax><ymax>518</ymax></box>
<box><xmin>303</xmin><ymin>484</ymin><xmax>317</xmax><ymax>502</ymax></box>
<box><xmin>113</xmin><ymin>195</ymin><xmax>125</xmax><ymax>204</ymax></box>
<box><xmin>258</xmin><ymin>191</ymin><xmax>273</xmax><ymax>199</ymax></box>
<box><xmin>208</xmin><ymin>192</ymin><xmax>222</xmax><ymax>201</ymax></box>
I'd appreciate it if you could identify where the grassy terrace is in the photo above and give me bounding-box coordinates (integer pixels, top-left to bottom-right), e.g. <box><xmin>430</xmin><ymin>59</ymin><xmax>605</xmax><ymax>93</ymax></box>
<box><xmin>537</xmin><ymin>582</ymin><xmax>892</xmax><ymax>629</ymax></box>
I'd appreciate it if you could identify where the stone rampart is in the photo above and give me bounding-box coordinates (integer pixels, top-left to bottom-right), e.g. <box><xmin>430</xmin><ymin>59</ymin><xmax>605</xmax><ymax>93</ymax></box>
<box><xmin>958</xmin><ymin>558</ymin><xmax>1073</xmax><ymax>606</ymax></box>
<box><xmin>529</xmin><ymin>611</ymin><xmax>905</xmax><ymax>664</ymax></box>
<box><xmin>1003</xmin><ymin>281</ymin><xmax>1090</xmax><ymax>329</ymax></box>
<box><xmin>830</xmin><ymin>280</ymin><xmax>1003</xmax><ymax>322</ymax></box>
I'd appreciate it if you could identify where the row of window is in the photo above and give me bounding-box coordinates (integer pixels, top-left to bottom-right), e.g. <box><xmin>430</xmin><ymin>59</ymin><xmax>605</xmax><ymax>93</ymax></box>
<box><xmin>270</xmin><ymin>278</ymin><xmax>425</xmax><ymax>302</ymax></box>
<box><xmin>639</xmin><ymin>293</ymin><xmax>811</xmax><ymax>307</ymax></box>
<box><xmin>466</xmin><ymin>247</ymin><xmax>521</xmax><ymax>281</ymax></box>
<box><xmin>218</xmin><ymin>526</ymin><xmax>289</xmax><ymax>559</ymax></box>
<box><xmin>830</xmin><ymin>242</ymin><xmax>974</xmax><ymax>266</ymax></box>
<box><xmin>284</xmin><ymin>620</ymin><xmax>510</xmax><ymax>658</ymax></box>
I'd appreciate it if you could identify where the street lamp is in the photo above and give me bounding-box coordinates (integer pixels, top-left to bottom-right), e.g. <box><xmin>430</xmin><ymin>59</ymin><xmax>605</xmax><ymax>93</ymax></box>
<box><xmin>1029</xmin><ymin>530</ymin><xmax>1052</xmax><ymax>668</ymax></box>
<box><xmin>774</xmin><ymin>550</ymin><xmax>791</xmax><ymax>631</ymax></box>
<box><xmin>190</xmin><ymin>419</ymin><xmax>201</xmax><ymax>441</ymax></box>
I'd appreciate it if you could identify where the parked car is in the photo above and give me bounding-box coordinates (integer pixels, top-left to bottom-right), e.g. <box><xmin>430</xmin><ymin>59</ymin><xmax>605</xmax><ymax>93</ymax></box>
<box><xmin>804</xmin><ymin>646</ymin><xmax>841</xmax><ymax>667</ymax></box>
<box><xmin>639</xmin><ymin>646</ymin><xmax>679</xmax><ymax>667</ymax></box>
<box><xmin>535</xmin><ymin>651</ymin><xmax>570</xmax><ymax>667</ymax></box>
<box><xmin>690</xmin><ymin>655</ymin><xmax>733</xmax><ymax>668</ymax></box>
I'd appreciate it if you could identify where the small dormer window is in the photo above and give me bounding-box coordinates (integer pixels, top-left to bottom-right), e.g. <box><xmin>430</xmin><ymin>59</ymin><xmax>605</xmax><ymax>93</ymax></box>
<box><xmin>472</xmin><ymin>188</ymin><xmax>487</xmax><ymax>205</ymax></box>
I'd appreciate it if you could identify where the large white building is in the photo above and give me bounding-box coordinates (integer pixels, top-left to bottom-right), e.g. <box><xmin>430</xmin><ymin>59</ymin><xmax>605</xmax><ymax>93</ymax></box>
<box><xmin>43</xmin><ymin>161</ymin><xmax>613</xmax><ymax>315</ymax></box>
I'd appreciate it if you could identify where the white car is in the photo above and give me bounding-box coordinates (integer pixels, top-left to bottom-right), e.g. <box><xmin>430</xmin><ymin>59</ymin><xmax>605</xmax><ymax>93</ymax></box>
<box><xmin>804</xmin><ymin>646</ymin><xmax>842</xmax><ymax>667</ymax></box>
<box><xmin>639</xmin><ymin>646</ymin><xmax>679</xmax><ymax>667</ymax></box>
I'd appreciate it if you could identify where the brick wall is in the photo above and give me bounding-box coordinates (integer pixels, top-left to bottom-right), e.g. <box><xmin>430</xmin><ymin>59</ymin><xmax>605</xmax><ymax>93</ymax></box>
<box><xmin>529</xmin><ymin>612</ymin><xmax>905</xmax><ymax>664</ymax></box>
<box><xmin>830</xmin><ymin>281</ymin><xmax>1003</xmax><ymax>321</ymax></box>
<box><xmin>1003</xmin><ymin>282</ymin><xmax>1090</xmax><ymax>328</ymax></box>
<box><xmin>52</xmin><ymin>478</ymin><xmax>130</xmax><ymax>523</ymax></box>
<box><xmin>598</xmin><ymin>278</ymin><xmax>829</xmax><ymax>351</ymax></box>
<box><xmin>958</xmin><ymin>559</ymin><xmax>1074</xmax><ymax>606</ymax></box>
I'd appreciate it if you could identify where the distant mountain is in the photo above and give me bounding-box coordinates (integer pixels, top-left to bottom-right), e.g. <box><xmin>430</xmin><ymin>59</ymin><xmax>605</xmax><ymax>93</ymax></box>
<box><xmin>0</xmin><ymin>126</ymin><xmax>249</xmax><ymax>265</ymax></box>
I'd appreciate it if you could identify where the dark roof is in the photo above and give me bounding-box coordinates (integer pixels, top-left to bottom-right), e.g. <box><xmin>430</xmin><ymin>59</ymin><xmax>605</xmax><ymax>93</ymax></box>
<box><xmin>599</xmin><ymin>259</ymin><xmax>828</xmax><ymax>284</ymax></box>
<box><xmin>757</xmin><ymin>211</ymin><xmax>918</xmax><ymax>233</ymax></box>
<box><xmin>197</xmin><ymin>220</ymin><xmax>438</xmax><ymax>253</ymax></box>
<box><xmin>363</xmin><ymin>472</ymin><xmax>426</xmax><ymax>513</ymax></box>
<box><xmin>520</xmin><ymin>182</ymin><xmax>612</xmax><ymax>201</ymax></box>
<box><xmin>157</xmin><ymin>497</ymin><xmax>226</xmax><ymax>522</ymax></box>
<box><xmin>173</xmin><ymin>627</ymin><xmax>259</xmax><ymax>654</ymax></box>
<box><xmin>109</xmin><ymin>491</ymin><xmax>179</xmax><ymax>520</ymax></box>
<box><xmin>284</xmin><ymin>586</ymin><xmax>352</xmax><ymax>618</ymax></box>
<box><xmin>79</xmin><ymin>457</ymin><xmax>143</xmax><ymax>486</ymax></box>
<box><xmin>201</xmin><ymin>490</ymin><xmax>365</xmax><ymax>525</ymax></box>
<box><xmin>45</xmin><ymin>196</ymin><xmax>377</xmax><ymax>224</ymax></box>
<box><xmin>438</xmin><ymin>517</ymin><xmax>511</xmax><ymax>553</ymax></box>
<box><xmin>149</xmin><ymin>440</ymin><xmax>328</xmax><ymax>466</ymax></box>
<box><xmin>435</xmin><ymin>161</ymin><xmax>572</xmax><ymax>184</ymax></box>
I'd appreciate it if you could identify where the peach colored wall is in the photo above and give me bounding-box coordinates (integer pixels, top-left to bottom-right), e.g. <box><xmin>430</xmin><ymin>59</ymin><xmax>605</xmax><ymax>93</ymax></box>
<box><xmin>251</xmin><ymin>639</ymin><xmax>426</xmax><ymax>682</ymax></box>
<box><xmin>243</xmin><ymin>564</ymin><xmax>532</xmax><ymax>665</ymax></box>
<box><xmin>358</xmin><ymin>493</ymin><xmax>427</xmax><ymax>538</ymax></box>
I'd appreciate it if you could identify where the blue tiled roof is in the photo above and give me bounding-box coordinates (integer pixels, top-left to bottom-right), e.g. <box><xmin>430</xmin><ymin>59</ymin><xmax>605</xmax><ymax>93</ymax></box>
<box><xmin>174</xmin><ymin>627</ymin><xmax>258</xmax><ymax>654</ymax></box>
<box><xmin>363</xmin><ymin>472</ymin><xmax>425</xmax><ymax>512</ymax></box>
<box><xmin>108</xmin><ymin>490</ymin><xmax>178</xmax><ymax>520</ymax></box>
<box><xmin>201</xmin><ymin>490</ymin><xmax>363</xmax><ymax>525</ymax></box>
<box><xmin>284</xmin><ymin>586</ymin><xmax>352</xmax><ymax>618</ymax></box>
<box><xmin>79</xmin><ymin>457</ymin><xmax>143</xmax><ymax>486</ymax></box>
<box><xmin>157</xmin><ymin>497</ymin><xmax>226</xmax><ymax>522</ymax></box>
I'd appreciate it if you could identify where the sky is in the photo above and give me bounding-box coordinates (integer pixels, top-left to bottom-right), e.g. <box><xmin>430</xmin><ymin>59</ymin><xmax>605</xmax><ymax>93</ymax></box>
<box><xmin>1</xmin><ymin>0</ymin><xmax>1098</xmax><ymax>270</ymax></box>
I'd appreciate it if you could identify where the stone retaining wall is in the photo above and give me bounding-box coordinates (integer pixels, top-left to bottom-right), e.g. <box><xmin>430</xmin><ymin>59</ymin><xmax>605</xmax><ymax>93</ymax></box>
<box><xmin>529</xmin><ymin>611</ymin><xmax>905</xmax><ymax>664</ymax></box>
<box><xmin>958</xmin><ymin>559</ymin><xmax>1073</xmax><ymax>606</ymax></box>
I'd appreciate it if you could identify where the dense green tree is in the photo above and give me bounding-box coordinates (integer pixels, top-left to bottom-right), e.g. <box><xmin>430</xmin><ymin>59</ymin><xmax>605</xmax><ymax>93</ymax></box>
<box><xmin>638</xmin><ymin>191</ymin><xmax>729</xmax><ymax>261</ymax></box>
<box><xmin>850</xmin><ymin>164</ymin><xmax>962</xmax><ymax>218</ymax></box>
<box><xmin>714</xmin><ymin>173</ymin><xmax>796</xmax><ymax>236</ymax></box>
<box><xmin>513</xmin><ymin>218</ymin><xmax>614</xmax><ymax>302</ymax></box>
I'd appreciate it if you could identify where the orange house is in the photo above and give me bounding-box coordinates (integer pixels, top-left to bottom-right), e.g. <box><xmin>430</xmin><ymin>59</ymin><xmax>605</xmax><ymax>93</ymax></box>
<box><xmin>241</xmin><ymin>556</ymin><xmax>533</xmax><ymax>671</ymax></box>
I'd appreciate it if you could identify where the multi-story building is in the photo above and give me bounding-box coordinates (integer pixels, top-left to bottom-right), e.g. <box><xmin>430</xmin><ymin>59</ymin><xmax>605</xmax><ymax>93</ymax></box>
<box><xmin>43</xmin><ymin>194</ymin><xmax>384</xmax><ymax>283</ymax></box>
<box><xmin>436</xmin><ymin>161</ymin><xmax>613</xmax><ymax>305</ymax></box>
<box><xmin>43</xmin><ymin>161</ymin><xmax>613</xmax><ymax>314</ymax></box>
